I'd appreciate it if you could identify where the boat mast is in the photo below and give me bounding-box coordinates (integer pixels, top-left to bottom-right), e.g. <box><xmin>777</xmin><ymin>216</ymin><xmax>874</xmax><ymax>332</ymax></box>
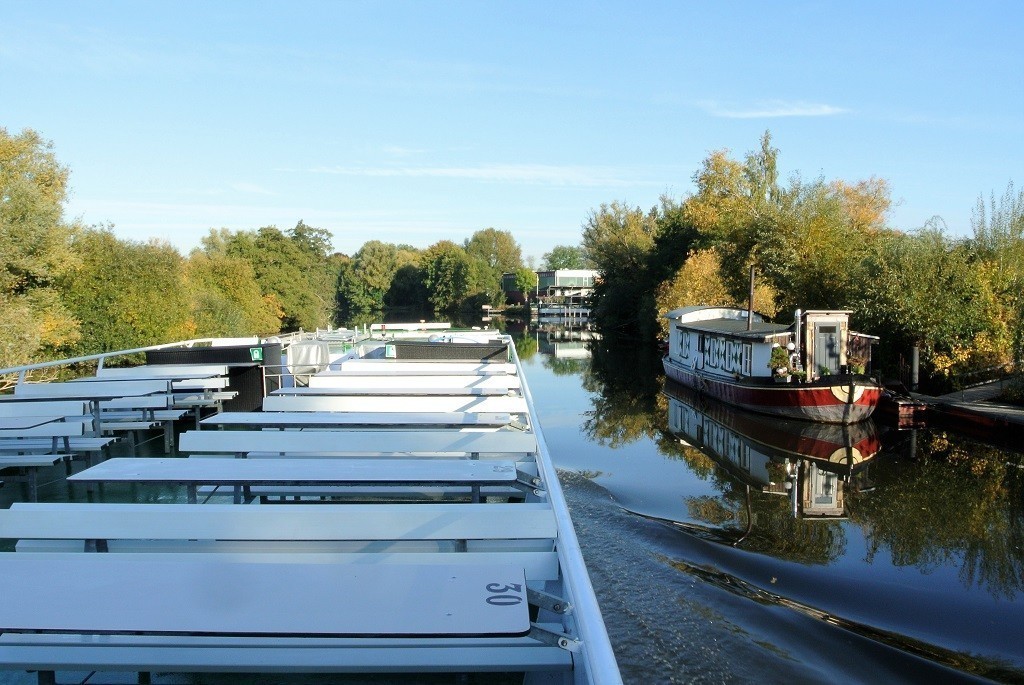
<box><xmin>746</xmin><ymin>266</ymin><xmax>756</xmax><ymax>331</ymax></box>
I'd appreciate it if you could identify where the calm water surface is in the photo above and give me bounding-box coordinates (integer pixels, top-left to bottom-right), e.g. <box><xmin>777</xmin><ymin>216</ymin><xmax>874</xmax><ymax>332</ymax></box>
<box><xmin>520</xmin><ymin>335</ymin><xmax>1024</xmax><ymax>684</ymax></box>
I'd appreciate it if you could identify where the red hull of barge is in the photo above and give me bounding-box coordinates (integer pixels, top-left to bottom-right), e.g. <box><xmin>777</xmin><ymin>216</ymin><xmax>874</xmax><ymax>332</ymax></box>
<box><xmin>663</xmin><ymin>358</ymin><xmax>882</xmax><ymax>424</ymax></box>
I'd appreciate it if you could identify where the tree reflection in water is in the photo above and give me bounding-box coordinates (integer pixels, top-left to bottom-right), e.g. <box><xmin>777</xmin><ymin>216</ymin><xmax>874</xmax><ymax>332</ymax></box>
<box><xmin>851</xmin><ymin>431</ymin><xmax>1024</xmax><ymax>600</ymax></box>
<box><xmin>579</xmin><ymin>335</ymin><xmax>1024</xmax><ymax>600</ymax></box>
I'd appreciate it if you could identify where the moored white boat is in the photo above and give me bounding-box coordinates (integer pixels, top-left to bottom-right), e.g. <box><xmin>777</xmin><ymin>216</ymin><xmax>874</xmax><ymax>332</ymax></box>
<box><xmin>663</xmin><ymin>306</ymin><xmax>882</xmax><ymax>424</ymax></box>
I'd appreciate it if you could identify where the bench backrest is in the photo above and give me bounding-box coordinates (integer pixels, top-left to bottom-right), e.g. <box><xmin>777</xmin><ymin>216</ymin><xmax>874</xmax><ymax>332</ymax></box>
<box><xmin>101</xmin><ymin>395</ymin><xmax>172</xmax><ymax>410</ymax></box>
<box><xmin>262</xmin><ymin>394</ymin><xmax>528</xmax><ymax>414</ymax></box>
<box><xmin>179</xmin><ymin>428</ymin><xmax>537</xmax><ymax>455</ymax></box>
<box><xmin>97</xmin><ymin>364</ymin><xmax>230</xmax><ymax>379</ymax></box>
<box><xmin>308</xmin><ymin>374</ymin><xmax>521</xmax><ymax>390</ymax></box>
<box><xmin>334</xmin><ymin>361</ymin><xmax>517</xmax><ymax>376</ymax></box>
<box><xmin>0</xmin><ymin>400</ymin><xmax>90</xmax><ymax>417</ymax></box>
<box><xmin>201</xmin><ymin>411</ymin><xmax>513</xmax><ymax>427</ymax></box>
<box><xmin>68</xmin><ymin>457</ymin><xmax>520</xmax><ymax>485</ymax></box>
<box><xmin>0</xmin><ymin>502</ymin><xmax>556</xmax><ymax>541</ymax></box>
<box><xmin>15</xmin><ymin>379</ymin><xmax>171</xmax><ymax>399</ymax></box>
<box><xmin>0</xmin><ymin>421</ymin><xmax>85</xmax><ymax>438</ymax></box>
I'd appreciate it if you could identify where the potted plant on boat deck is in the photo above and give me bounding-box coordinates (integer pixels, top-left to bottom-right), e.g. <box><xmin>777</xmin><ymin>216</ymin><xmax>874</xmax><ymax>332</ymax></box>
<box><xmin>769</xmin><ymin>345</ymin><xmax>791</xmax><ymax>383</ymax></box>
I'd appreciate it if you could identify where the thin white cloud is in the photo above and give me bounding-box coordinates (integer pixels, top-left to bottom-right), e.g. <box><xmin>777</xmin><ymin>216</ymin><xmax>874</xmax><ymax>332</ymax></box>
<box><xmin>304</xmin><ymin>163</ymin><xmax>657</xmax><ymax>188</ymax></box>
<box><xmin>381</xmin><ymin>145</ymin><xmax>428</xmax><ymax>159</ymax></box>
<box><xmin>700</xmin><ymin>100</ymin><xmax>848</xmax><ymax>119</ymax></box>
<box><xmin>229</xmin><ymin>182</ymin><xmax>277</xmax><ymax>196</ymax></box>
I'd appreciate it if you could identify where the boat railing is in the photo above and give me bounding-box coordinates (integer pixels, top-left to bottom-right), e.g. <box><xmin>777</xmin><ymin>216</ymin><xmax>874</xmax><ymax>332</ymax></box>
<box><xmin>509</xmin><ymin>339</ymin><xmax>622</xmax><ymax>685</ymax></box>
<box><xmin>0</xmin><ymin>337</ymin><xmax>255</xmax><ymax>391</ymax></box>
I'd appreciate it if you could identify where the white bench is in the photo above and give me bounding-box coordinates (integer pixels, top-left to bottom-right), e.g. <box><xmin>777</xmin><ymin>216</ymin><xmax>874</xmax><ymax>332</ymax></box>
<box><xmin>68</xmin><ymin>457</ymin><xmax>538</xmax><ymax>503</ymax></box>
<box><xmin>332</xmin><ymin>360</ymin><xmax>517</xmax><ymax>376</ymax></box>
<box><xmin>0</xmin><ymin>554</ymin><xmax>529</xmax><ymax>634</ymax></box>
<box><xmin>0</xmin><ymin>411</ymin><xmax>114</xmax><ymax>479</ymax></box>
<box><xmin>0</xmin><ymin>400</ymin><xmax>91</xmax><ymax>418</ymax></box>
<box><xmin>13</xmin><ymin>380</ymin><xmax>173</xmax><ymax>453</ymax></box>
<box><xmin>0</xmin><ymin>555</ymin><xmax>565</xmax><ymax>679</ymax></box>
<box><xmin>0</xmin><ymin>501</ymin><xmax>556</xmax><ymax>543</ymax></box>
<box><xmin>14</xmin><ymin>379</ymin><xmax>172</xmax><ymax>400</ymax></box>
<box><xmin>262</xmin><ymin>394</ymin><xmax>529</xmax><ymax>414</ymax></box>
<box><xmin>201</xmin><ymin>411</ymin><xmax>515</xmax><ymax>429</ymax></box>
<box><xmin>96</xmin><ymin>364</ymin><xmax>230</xmax><ymax>379</ymax></box>
<box><xmin>275</xmin><ymin>386</ymin><xmax>516</xmax><ymax>397</ymax></box>
<box><xmin>308</xmin><ymin>374</ymin><xmax>522</xmax><ymax>390</ymax></box>
<box><xmin>0</xmin><ymin>454</ymin><xmax>68</xmax><ymax>501</ymax></box>
<box><xmin>179</xmin><ymin>428</ymin><xmax>538</xmax><ymax>457</ymax></box>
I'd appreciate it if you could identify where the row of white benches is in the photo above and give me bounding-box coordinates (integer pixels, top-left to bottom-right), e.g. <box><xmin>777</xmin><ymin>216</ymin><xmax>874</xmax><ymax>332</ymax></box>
<box><xmin>0</xmin><ymin>502</ymin><xmax>567</xmax><ymax>676</ymax></box>
<box><xmin>0</xmin><ymin>366</ymin><xmax>238</xmax><ymax>501</ymax></box>
<box><xmin>0</xmin><ymin>347</ymin><xmax>581</xmax><ymax>680</ymax></box>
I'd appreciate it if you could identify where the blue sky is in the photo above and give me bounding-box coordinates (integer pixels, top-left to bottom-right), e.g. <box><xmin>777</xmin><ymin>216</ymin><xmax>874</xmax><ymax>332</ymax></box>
<box><xmin>3</xmin><ymin>1</ymin><xmax>1021</xmax><ymax>262</ymax></box>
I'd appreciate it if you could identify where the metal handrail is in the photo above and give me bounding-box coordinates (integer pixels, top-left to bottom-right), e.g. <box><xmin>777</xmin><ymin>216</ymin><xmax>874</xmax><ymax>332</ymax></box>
<box><xmin>510</xmin><ymin>337</ymin><xmax>622</xmax><ymax>684</ymax></box>
<box><xmin>0</xmin><ymin>337</ymin><xmax>251</xmax><ymax>385</ymax></box>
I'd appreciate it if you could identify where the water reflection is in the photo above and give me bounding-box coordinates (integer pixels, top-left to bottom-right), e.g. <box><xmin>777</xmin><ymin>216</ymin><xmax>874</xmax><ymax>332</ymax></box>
<box><xmin>665</xmin><ymin>379</ymin><xmax>881</xmax><ymax>521</ymax></box>
<box><xmin>522</xmin><ymin>332</ymin><xmax>1024</xmax><ymax>678</ymax></box>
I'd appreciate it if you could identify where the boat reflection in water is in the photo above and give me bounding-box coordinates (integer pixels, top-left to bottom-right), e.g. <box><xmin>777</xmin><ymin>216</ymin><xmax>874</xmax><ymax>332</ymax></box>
<box><xmin>664</xmin><ymin>379</ymin><xmax>882</xmax><ymax>521</ymax></box>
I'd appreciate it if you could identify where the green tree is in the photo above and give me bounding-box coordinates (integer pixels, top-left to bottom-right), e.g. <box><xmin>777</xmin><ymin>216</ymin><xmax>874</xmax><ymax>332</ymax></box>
<box><xmin>464</xmin><ymin>228</ymin><xmax>523</xmax><ymax>307</ymax></box>
<box><xmin>0</xmin><ymin>128</ymin><xmax>80</xmax><ymax>372</ymax></box>
<box><xmin>385</xmin><ymin>246</ymin><xmax>427</xmax><ymax>309</ymax></box>
<box><xmin>971</xmin><ymin>182</ymin><xmax>1024</xmax><ymax>368</ymax></box>
<box><xmin>204</xmin><ymin>223</ymin><xmax>337</xmax><ymax>331</ymax></box>
<box><xmin>542</xmin><ymin>244</ymin><xmax>592</xmax><ymax>270</ymax></box>
<box><xmin>512</xmin><ymin>267</ymin><xmax>537</xmax><ymax>296</ymax></box>
<box><xmin>421</xmin><ymin>240</ymin><xmax>473</xmax><ymax>312</ymax></box>
<box><xmin>581</xmin><ymin>201</ymin><xmax>659</xmax><ymax>337</ymax></box>
<box><xmin>60</xmin><ymin>228</ymin><xmax>191</xmax><ymax>354</ymax></box>
<box><xmin>185</xmin><ymin>251</ymin><xmax>282</xmax><ymax>337</ymax></box>
<box><xmin>851</xmin><ymin>223</ymin><xmax>994</xmax><ymax>380</ymax></box>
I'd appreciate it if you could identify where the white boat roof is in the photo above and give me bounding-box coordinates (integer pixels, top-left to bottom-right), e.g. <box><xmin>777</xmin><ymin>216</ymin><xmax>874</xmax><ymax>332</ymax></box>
<box><xmin>664</xmin><ymin>306</ymin><xmax>791</xmax><ymax>341</ymax></box>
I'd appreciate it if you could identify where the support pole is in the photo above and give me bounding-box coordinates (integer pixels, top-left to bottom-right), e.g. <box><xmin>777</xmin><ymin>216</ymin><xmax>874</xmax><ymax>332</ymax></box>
<box><xmin>747</xmin><ymin>266</ymin><xmax>755</xmax><ymax>331</ymax></box>
<box><xmin>911</xmin><ymin>346</ymin><xmax>920</xmax><ymax>391</ymax></box>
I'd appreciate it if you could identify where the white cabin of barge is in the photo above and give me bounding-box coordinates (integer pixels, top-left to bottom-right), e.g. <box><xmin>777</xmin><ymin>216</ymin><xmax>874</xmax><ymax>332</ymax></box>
<box><xmin>664</xmin><ymin>306</ymin><xmax>876</xmax><ymax>381</ymax></box>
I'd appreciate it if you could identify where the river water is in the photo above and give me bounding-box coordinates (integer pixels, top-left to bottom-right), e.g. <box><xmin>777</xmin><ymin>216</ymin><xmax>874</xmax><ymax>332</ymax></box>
<box><xmin>520</xmin><ymin>332</ymin><xmax>1024</xmax><ymax>684</ymax></box>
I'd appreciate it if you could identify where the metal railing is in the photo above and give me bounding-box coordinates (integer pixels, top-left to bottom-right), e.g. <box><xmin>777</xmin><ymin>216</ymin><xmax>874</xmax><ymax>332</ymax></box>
<box><xmin>0</xmin><ymin>337</ymin><xmax>248</xmax><ymax>391</ymax></box>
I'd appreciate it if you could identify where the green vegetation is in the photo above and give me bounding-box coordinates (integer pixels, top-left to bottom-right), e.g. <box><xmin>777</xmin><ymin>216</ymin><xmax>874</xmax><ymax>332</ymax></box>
<box><xmin>3</xmin><ymin>126</ymin><xmax>1022</xmax><ymax>392</ymax></box>
<box><xmin>583</xmin><ymin>132</ymin><xmax>1024</xmax><ymax>388</ymax></box>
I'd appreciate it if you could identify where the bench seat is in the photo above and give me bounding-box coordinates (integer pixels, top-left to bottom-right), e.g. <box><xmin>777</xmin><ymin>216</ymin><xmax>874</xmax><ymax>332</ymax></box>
<box><xmin>96</xmin><ymin>364</ymin><xmax>230</xmax><ymax>379</ymax></box>
<box><xmin>14</xmin><ymin>379</ymin><xmax>172</xmax><ymax>399</ymax></box>
<box><xmin>308</xmin><ymin>373</ymin><xmax>521</xmax><ymax>390</ymax></box>
<box><xmin>0</xmin><ymin>400</ymin><xmax>91</xmax><ymax>417</ymax></box>
<box><xmin>201</xmin><ymin>411</ymin><xmax>515</xmax><ymax>429</ymax></box>
<box><xmin>0</xmin><ymin>437</ymin><xmax>115</xmax><ymax>454</ymax></box>
<box><xmin>332</xmin><ymin>361</ymin><xmax>516</xmax><ymax>376</ymax></box>
<box><xmin>0</xmin><ymin>555</ymin><xmax>530</xmax><ymax>637</ymax></box>
<box><xmin>179</xmin><ymin>428</ymin><xmax>537</xmax><ymax>456</ymax></box>
<box><xmin>0</xmin><ymin>502</ymin><xmax>557</xmax><ymax>542</ymax></box>
<box><xmin>68</xmin><ymin>457</ymin><xmax>538</xmax><ymax>503</ymax></box>
<box><xmin>274</xmin><ymin>386</ymin><xmax>516</xmax><ymax>397</ymax></box>
<box><xmin>262</xmin><ymin>394</ymin><xmax>528</xmax><ymax>414</ymax></box>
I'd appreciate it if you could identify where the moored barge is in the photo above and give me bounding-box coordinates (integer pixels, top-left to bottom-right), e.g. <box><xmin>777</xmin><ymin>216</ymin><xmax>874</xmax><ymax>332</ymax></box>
<box><xmin>663</xmin><ymin>306</ymin><xmax>882</xmax><ymax>424</ymax></box>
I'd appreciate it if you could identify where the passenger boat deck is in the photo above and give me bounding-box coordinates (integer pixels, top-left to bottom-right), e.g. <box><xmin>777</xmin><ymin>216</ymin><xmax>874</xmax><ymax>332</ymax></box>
<box><xmin>0</xmin><ymin>326</ymin><xmax>620</xmax><ymax>684</ymax></box>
